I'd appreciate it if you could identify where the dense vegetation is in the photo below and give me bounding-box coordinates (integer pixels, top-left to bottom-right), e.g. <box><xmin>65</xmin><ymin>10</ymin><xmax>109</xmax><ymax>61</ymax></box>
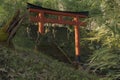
<box><xmin>0</xmin><ymin>0</ymin><xmax>120</xmax><ymax>80</ymax></box>
<box><xmin>0</xmin><ymin>47</ymin><xmax>98</xmax><ymax>80</ymax></box>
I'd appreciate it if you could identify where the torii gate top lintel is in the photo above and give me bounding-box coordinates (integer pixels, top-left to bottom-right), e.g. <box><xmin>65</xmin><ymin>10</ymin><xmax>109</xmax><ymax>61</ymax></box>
<box><xmin>27</xmin><ymin>3</ymin><xmax>89</xmax><ymax>63</ymax></box>
<box><xmin>27</xmin><ymin>3</ymin><xmax>89</xmax><ymax>17</ymax></box>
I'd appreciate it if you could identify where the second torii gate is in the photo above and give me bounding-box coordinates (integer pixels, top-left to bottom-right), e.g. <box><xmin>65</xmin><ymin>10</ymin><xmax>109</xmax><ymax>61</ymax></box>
<box><xmin>27</xmin><ymin>3</ymin><xmax>89</xmax><ymax>62</ymax></box>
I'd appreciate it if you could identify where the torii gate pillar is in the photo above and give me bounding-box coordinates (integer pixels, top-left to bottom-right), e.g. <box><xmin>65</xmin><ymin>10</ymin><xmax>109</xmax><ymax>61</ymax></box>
<box><xmin>74</xmin><ymin>17</ymin><xmax>80</xmax><ymax>61</ymax></box>
<box><xmin>38</xmin><ymin>13</ymin><xmax>44</xmax><ymax>34</ymax></box>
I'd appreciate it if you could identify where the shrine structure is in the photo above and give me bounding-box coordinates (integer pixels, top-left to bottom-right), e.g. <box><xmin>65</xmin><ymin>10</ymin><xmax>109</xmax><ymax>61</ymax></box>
<box><xmin>27</xmin><ymin>3</ymin><xmax>89</xmax><ymax>62</ymax></box>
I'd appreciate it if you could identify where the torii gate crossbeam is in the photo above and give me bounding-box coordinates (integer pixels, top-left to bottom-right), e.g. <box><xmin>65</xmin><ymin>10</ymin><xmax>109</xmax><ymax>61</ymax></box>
<box><xmin>27</xmin><ymin>3</ymin><xmax>89</xmax><ymax>62</ymax></box>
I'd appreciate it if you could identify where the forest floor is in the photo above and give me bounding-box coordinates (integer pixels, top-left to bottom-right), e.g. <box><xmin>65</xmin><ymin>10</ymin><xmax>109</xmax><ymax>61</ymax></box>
<box><xmin>37</xmin><ymin>42</ymin><xmax>72</xmax><ymax>63</ymax></box>
<box><xmin>0</xmin><ymin>45</ymin><xmax>99</xmax><ymax>80</ymax></box>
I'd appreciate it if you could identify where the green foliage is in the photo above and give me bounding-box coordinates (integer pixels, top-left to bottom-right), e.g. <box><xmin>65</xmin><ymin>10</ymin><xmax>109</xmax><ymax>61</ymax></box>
<box><xmin>0</xmin><ymin>0</ymin><xmax>35</xmax><ymax>23</ymax></box>
<box><xmin>42</xmin><ymin>0</ymin><xmax>59</xmax><ymax>10</ymax></box>
<box><xmin>77</xmin><ymin>0</ymin><xmax>120</xmax><ymax>79</ymax></box>
<box><xmin>87</xmin><ymin>27</ymin><xmax>120</xmax><ymax>79</ymax></box>
<box><xmin>0</xmin><ymin>47</ymin><xmax>98</xmax><ymax>80</ymax></box>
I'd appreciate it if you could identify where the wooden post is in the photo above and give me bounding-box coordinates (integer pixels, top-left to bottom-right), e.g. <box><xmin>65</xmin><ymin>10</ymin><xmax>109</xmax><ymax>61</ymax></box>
<box><xmin>38</xmin><ymin>12</ymin><xmax>44</xmax><ymax>34</ymax></box>
<box><xmin>74</xmin><ymin>17</ymin><xmax>80</xmax><ymax>62</ymax></box>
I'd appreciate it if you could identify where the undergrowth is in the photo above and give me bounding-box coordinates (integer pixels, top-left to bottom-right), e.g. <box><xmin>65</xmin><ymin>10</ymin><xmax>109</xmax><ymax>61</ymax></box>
<box><xmin>0</xmin><ymin>46</ymin><xmax>99</xmax><ymax>80</ymax></box>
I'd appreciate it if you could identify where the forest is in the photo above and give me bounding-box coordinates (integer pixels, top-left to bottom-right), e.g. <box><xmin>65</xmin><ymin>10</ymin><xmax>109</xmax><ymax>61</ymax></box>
<box><xmin>0</xmin><ymin>0</ymin><xmax>120</xmax><ymax>80</ymax></box>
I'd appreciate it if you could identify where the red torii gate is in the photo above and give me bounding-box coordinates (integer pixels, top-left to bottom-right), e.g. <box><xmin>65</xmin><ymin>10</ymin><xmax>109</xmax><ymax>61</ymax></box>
<box><xmin>27</xmin><ymin>3</ymin><xmax>88</xmax><ymax>62</ymax></box>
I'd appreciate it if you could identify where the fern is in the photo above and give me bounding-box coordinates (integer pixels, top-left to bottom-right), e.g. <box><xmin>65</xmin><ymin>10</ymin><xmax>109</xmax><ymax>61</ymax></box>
<box><xmin>87</xmin><ymin>26</ymin><xmax>120</xmax><ymax>79</ymax></box>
